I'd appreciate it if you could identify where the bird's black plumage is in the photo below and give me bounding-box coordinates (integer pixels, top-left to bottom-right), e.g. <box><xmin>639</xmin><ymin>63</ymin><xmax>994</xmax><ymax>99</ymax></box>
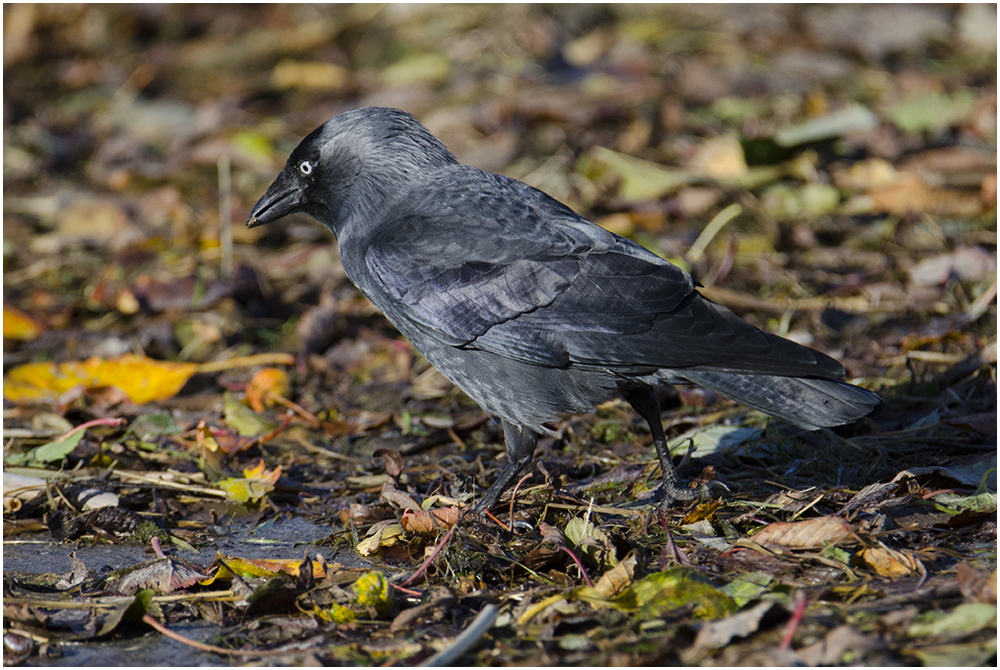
<box><xmin>249</xmin><ymin>107</ymin><xmax>883</xmax><ymax>511</ymax></box>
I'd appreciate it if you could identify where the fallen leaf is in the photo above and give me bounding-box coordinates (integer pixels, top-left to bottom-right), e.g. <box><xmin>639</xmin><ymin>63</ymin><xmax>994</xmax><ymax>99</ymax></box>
<box><xmin>3</xmin><ymin>354</ymin><xmax>198</xmax><ymax>405</ymax></box>
<box><xmin>593</xmin><ymin>553</ymin><xmax>637</xmax><ymax>598</ymax></box>
<box><xmin>353</xmin><ymin>570</ymin><xmax>394</xmax><ymax>617</ymax></box>
<box><xmin>688</xmin><ymin>601</ymin><xmax>784</xmax><ymax>656</ymax></box>
<box><xmin>580</xmin><ymin>145</ymin><xmax>696</xmax><ymax>200</ymax></box>
<box><xmin>400</xmin><ymin>507</ymin><xmax>460</xmax><ymax>535</ymax></box>
<box><xmin>217</xmin><ymin>460</ymin><xmax>281</xmax><ymax>504</ymax></box>
<box><xmin>773</xmin><ymin>103</ymin><xmax>878</xmax><ymax>146</ymax></box>
<box><xmin>956</xmin><ymin>563</ymin><xmax>997</xmax><ymax>604</ymax></box>
<box><xmin>3</xmin><ymin>304</ymin><xmax>43</xmax><ymax>340</ymax></box>
<box><xmin>107</xmin><ymin>556</ymin><xmax>210</xmax><ymax>595</ymax></box>
<box><xmin>204</xmin><ymin>554</ymin><xmax>330</xmax><ymax>584</ymax></box>
<box><xmin>245</xmin><ymin>367</ymin><xmax>290</xmax><ymax>413</ymax></box>
<box><xmin>4</xmin><ymin>430</ymin><xmax>85</xmax><ymax>467</ymax></box>
<box><xmin>356</xmin><ymin>521</ymin><xmax>405</xmax><ymax>556</ymax></box>
<box><xmin>860</xmin><ymin>543</ymin><xmax>923</xmax><ymax>578</ymax></box>
<box><xmin>906</xmin><ymin>602</ymin><xmax>998</xmax><ymax>638</ymax></box>
<box><xmin>689</xmin><ymin>134</ymin><xmax>747</xmax><ymax>179</ymax></box>
<box><xmin>223</xmin><ymin>393</ymin><xmax>276</xmax><ymax>437</ymax></box>
<box><xmin>750</xmin><ymin>516</ymin><xmax>853</xmax><ymax>550</ymax></box>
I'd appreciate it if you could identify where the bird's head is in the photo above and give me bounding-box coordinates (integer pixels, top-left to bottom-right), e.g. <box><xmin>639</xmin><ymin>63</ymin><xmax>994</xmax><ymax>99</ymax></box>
<box><xmin>247</xmin><ymin>107</ymin><xmax>456</xmax><ymax>236</ymax></box>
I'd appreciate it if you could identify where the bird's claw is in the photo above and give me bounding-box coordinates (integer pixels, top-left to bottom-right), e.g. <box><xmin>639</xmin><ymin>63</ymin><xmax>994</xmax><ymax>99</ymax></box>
<box><xmin>659</xmin><ymin>479</ymin><xmax>729</xmax><ymax>508</ymax></box>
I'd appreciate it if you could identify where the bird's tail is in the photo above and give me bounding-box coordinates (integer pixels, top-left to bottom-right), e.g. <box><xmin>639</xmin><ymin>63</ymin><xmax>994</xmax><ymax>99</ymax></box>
<box><xmin>678</xmin><ymin>370</ymin><xmax>883</xmax><ymax>431</ymax></box>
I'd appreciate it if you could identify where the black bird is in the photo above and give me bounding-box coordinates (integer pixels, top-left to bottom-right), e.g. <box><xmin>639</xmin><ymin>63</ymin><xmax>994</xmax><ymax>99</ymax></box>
<box><xmin>248</xmin><ymin>107</ymin><xmax>882</xmax><ymax>512</ymax></box>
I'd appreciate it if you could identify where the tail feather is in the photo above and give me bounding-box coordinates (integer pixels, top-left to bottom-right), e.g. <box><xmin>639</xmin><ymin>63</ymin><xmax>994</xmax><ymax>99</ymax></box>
<box><xmin>679</xmin><ymin>370</ymin><xmax>882</xmax><ymax>431</ymax></box>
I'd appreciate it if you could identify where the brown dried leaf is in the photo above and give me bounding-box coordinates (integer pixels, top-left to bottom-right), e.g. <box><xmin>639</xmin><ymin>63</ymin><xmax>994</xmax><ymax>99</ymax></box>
<box><xmin>750</xmin><ymin>516</ymin><xmax>853</xmax><ymax>550</ymax></box>
<box><xmin>107</xmin><ymin>556</ymin><xmax>210</xmax><ymax>595</ymax></box>
<box><xmin>594</xmin><ymin>553</ymin><xmax>637</xmax><ymax>598</ymax></box>
<box><xmin>382</xmin><ymin>488</ymin><xmax>422</xmax><ymax>512</ymax></box>
<box><xmin>956</xmin><ymin>562</ymin><xmax>997</xmax><ymax>604</ymax></box>
<box><xmin>374</xmin><ymin>448</ymin><xmax>404</xmax><ymax>478</ymax></box>
<box><xmin>400</xmin><ymin>507</ymin><xmax>460</xmax><ymax>535</ymax></box>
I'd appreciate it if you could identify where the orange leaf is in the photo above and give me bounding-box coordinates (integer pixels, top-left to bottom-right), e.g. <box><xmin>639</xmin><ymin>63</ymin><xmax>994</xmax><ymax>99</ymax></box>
<box><xmin>242</xmin><ymin>460</ymin><xmax>281</xmax><ymax>484</ymax></box>
<box><xmin>400</xmin><ymin>507</ymin><xmax>460</xmax><ymax>535</ymax></box>
<box><xmin>245</xmin><ymin>367</ymin><xmax>290</xmax><ymax>412</ymax></box>
<box><xmin>3</xmin><ymin>354</ymin><xmax>198</xmax><ymax>405</ymax></box>
<box><xmin>860</xmin><ymin>544</ymin><xmax>922</xmax><ymax>579</ymax></box>
<box><xmin>3</xmin><ymin>305</ymin><xmax>43</xmax><ymax>341</ymax></box>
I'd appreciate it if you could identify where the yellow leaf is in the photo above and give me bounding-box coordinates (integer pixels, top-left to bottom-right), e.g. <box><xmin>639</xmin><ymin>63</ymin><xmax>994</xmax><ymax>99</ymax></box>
<box><xmin>356</xmin><ymin>521</ymin><xmax>405</xmax><ymax>556</ymax></box>
<box><xmin>217</xmin><ymin>461</ymin><xmax>281</xmax><ymax>503</ymax></box>
<box><xmin>3</xmin><ymin>354</ymin><xmax>198</xmax><ymax>405</ymax></box>
<box><xmin>202</xmin><ymin>553</ymin><xmax>330</xmax><ymax>585</ymax></box>
<box><xmin>861</xmin><ymin>544</ymin><xmax>923</xmax><ymax>578</ymax></box>
<box><xmin>3</xmin><ymin>305</ymin><xmax>43</xmax><ymax>340</ymax></box>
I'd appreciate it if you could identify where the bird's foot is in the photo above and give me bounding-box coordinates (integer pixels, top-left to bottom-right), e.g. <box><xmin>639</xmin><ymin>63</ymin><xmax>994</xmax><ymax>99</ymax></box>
<box><xmin>659</xmin><ymin>478</ymin><xmax>729</xmax><ymax>508</ymax></box>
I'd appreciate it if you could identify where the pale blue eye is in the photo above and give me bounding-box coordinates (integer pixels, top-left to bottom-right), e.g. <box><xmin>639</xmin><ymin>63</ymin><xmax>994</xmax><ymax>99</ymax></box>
<box><xmin>299</xmin><ymin>161</ymin><xmax>313</xmax><ymax>175</ymax></box>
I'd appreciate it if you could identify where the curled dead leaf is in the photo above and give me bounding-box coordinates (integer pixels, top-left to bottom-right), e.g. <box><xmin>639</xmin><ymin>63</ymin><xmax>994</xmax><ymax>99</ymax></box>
<box><xmin>374</xmin><ymin>448</ymin><xmax>404</xmax><ymax>478</ymax></box>
<box><xmin>860</xmin><ymin>543</ymin><xmax>924</xmax><ymax>579</ymax></box>
<box><xmin>400</xmin><ymin>507</ymin><xmax>460</xmax><ymax>535</ymax></box>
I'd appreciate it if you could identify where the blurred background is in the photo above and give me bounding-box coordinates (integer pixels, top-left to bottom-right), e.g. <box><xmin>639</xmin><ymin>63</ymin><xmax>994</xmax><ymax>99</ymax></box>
<box><xmin>3</xmin><ymin>2</ymin><xmax>996</xmax><ymax>409</ymax></box>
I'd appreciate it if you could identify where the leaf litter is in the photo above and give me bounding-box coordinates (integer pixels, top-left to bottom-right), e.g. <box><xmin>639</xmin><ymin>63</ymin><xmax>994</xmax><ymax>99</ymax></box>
<box><xmin>3</xmin><ymin>4</ymin><xmax>996</xmax><ymax>666</ymax></box>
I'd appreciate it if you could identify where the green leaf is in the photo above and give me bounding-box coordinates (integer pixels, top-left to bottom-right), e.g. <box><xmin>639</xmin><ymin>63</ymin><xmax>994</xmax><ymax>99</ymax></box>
<box><xmin>223</xmin><ymin>393</ymin><xmax>276</xmax><ymax>437</ymax></box>
<box><xmin>773</xmin><ymin>104</ymin><xmax>878</xmax><ymax>147</ymax></box>
<box><xmin>5</xmin><ymin>430</ymin><xmax>85</xmax><ymax>466</ymax></box>
<box><xmin>579</xmin><ymin>146</ymin><xmax>696</xmax><ymax>200</ymax></box>
<box><xmin>888</xmin><ymin>89</ymin><xmax>977</xmax><ymax>134</ymax></box>
<box><xmin>907</xmin><ymin>603</ymin><xmax>997</xmax><ymax>638</ymax></box>
<box><xmin>720</xmin><ymin>571</ymin><xmax>773</xmax><ymax>608</ymax></box>
<box><xmin>576</xmin><ymin>567</ymin><xmax>737</xmax><ymax>620</ymax></box>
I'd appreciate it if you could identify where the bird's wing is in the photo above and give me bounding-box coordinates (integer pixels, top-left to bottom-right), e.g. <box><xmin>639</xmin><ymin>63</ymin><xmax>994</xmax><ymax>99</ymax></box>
<box><xmin>364</xmin><ymin>172</ymin><xmax>842</xmax><ymax>377</ymax></box>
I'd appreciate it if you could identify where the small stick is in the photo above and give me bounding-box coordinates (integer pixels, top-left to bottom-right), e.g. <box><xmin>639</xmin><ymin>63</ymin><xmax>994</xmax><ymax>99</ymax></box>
<box><xmin>779</xmin><ymin>591</ymin><xmax>808</xmax><ymax>651</ymax></box>
<box><xmin>508</xmin><ymin>472</ymin><xmax>533</xmax><ymax>526</ymax></box>
<box><xmin>419</xmin><ymin>604</ymin><xmax>499</xmax><ymax>667</ymax></box>
<box><xmin>559</xmin><ymin>546</ymin><xmax>594</xmax><ymax>588</ymax></box>
<box><xmin>401</xmin><ymin>521</ymin><xmax>456</xmax><ymax>587</ymax></box>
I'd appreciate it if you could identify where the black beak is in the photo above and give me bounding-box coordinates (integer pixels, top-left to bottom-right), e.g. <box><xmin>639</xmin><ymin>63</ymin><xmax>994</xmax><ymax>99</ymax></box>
<box><xmin>247</xmin><ymin>172</ymin><xmax>303</xmax><ymax>228</ymax></box>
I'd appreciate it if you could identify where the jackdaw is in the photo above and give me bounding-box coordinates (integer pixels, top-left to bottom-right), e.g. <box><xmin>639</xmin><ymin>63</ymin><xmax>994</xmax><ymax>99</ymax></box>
<box><xmin>248</xmin><ymin>107</ymin><xmax>882</xmax><ymax>512</ymax></box>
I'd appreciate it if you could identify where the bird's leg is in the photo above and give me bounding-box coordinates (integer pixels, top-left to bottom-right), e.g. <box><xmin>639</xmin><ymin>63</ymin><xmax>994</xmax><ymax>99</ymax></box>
<box><xmin>473</xmin><ymin>420</ymin><xmax>538</xmax><ymax>513</ymax></box>
<box><xmin>622</xmin><ymin>385</ymin><xmax>726</xmax><ymax>506</ymax></box>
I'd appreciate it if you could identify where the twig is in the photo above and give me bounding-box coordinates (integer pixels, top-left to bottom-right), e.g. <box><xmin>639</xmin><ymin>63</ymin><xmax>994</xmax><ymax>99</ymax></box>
<box><xmin>141</xmin><ymin>614</ymin><xmax>274</xmax><ymax>657</ymax></box>
<box><xmin>57</xmin><ymin>417</ymin><xmax>126</xmax><ymax>443</ymax></box>
<box><xmin>779</xmin><ymin>591</ymin><xmax>808</xmax><ymax>651</ymax></box>
<box><xmin>391</xmin><ymin>583</ymin><xmax>424</xmax><ymax>598</ymax></box>
<box><xmin>482</xmin><ymin>508</ymin><xmax>509</xmax><ymax>531</ymax></box>
<box><xmin>688</xmin><ymin>203</ymin><xmax>741</xmax><ymax>263</ymax></box>
<box><xmin>559</xmin><ymin>546</ymin><xmax>594</xmax><ymax>587</ymax></box>
<box><xmin>508</xmin><ymin>472</ymin><xmax>533</xmax><ymax>525</ymax></box>
<box><xmin>401</xmin><ymin>521</ymin><xmax>457</xmax><ymax>587</ymax></box>
<box><xmin>197</xmin><ymin>353</ymin><xmax>296</xmax><ymax>373</ymax></box>
<box><xmin>419</xmin><ymin>604</ymin><xmax>499</xmax><ymax>667</ymax></box>
<box><xmin>270</xmin><ymin>394</ymin><xmax>320</xmax><ymax>426</ymax></box>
